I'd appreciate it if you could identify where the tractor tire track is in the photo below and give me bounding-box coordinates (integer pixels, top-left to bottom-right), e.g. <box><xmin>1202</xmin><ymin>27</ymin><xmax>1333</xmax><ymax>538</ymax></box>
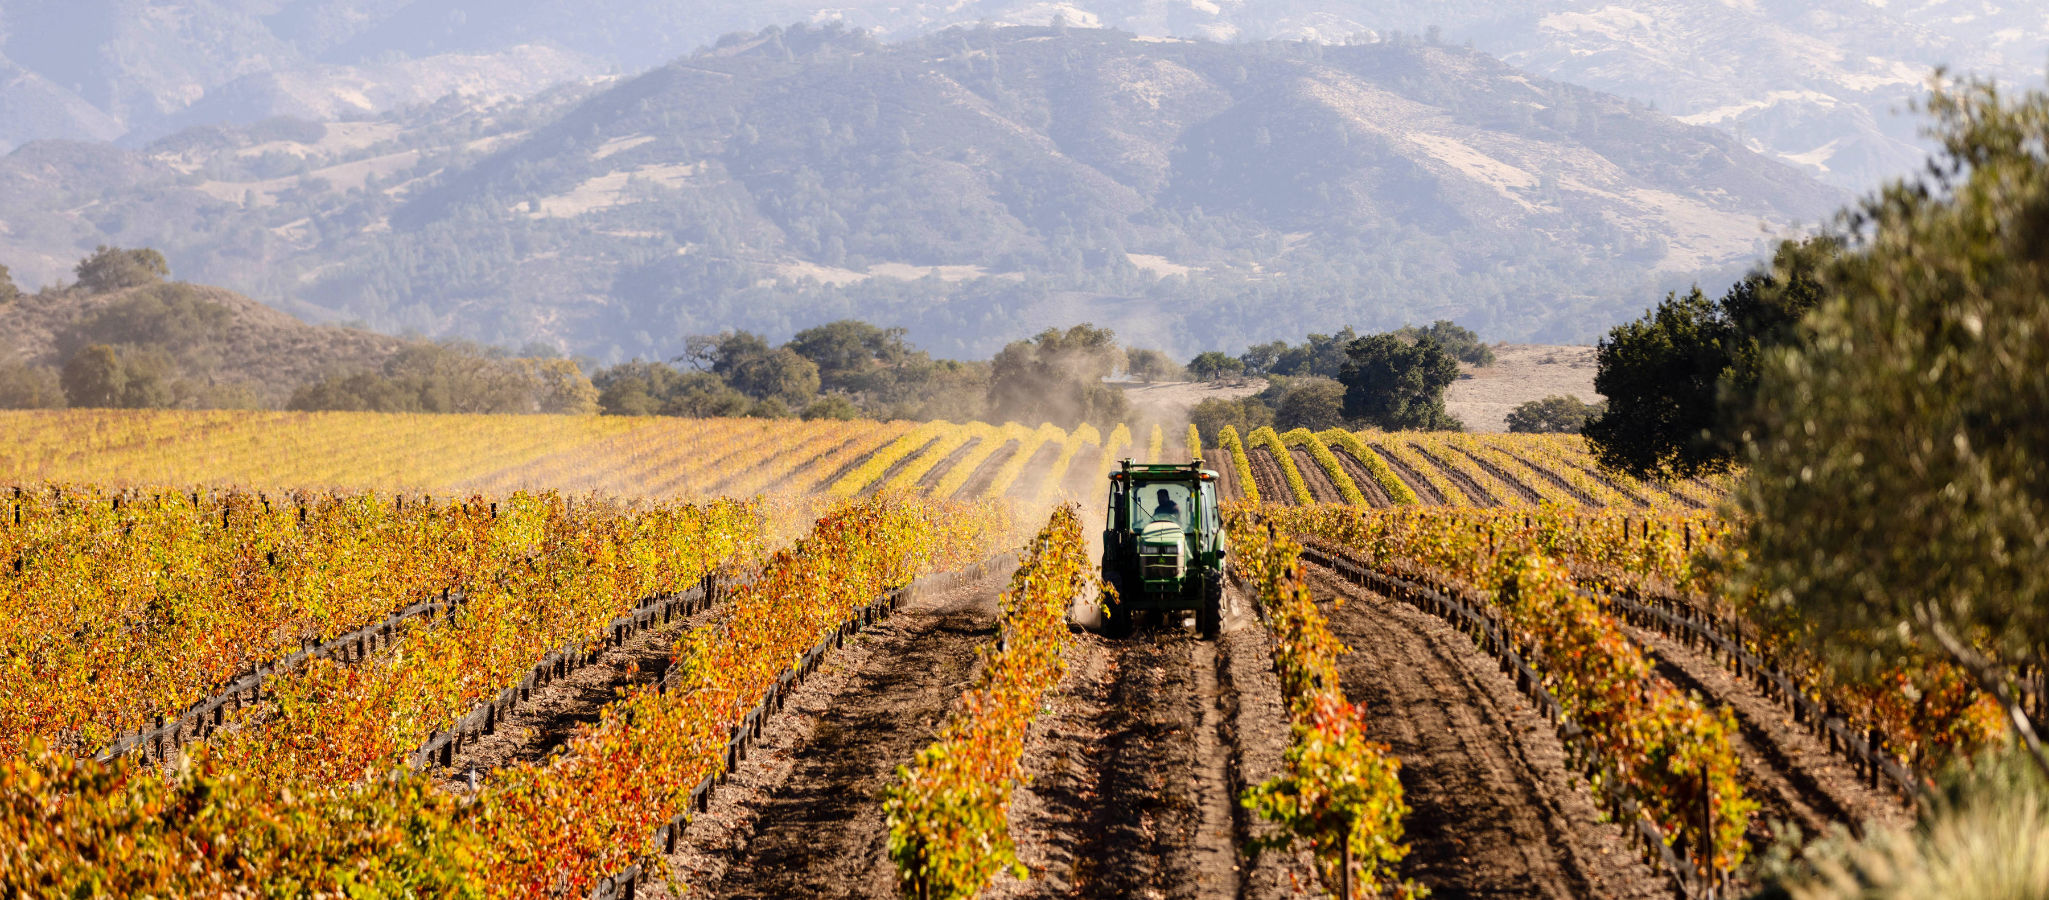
<box><xmin>1308</xmin><ymin>568</ymin><xmax>1668</xmax><ymax>900</ymax></box>
<box><xmin>996</xmin><ymin>621</ymin><xmax>1278</xmax><ymax>900</ymax></box>
<box><xmin>653</xmin><ymin>571</ymin><xmax>1006</xmax><ymax>899</ymax></box>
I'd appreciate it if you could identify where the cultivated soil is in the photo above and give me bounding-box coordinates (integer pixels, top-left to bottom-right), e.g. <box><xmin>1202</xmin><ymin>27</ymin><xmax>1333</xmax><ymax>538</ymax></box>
<box><xmin>1289</xmin><ymin>446</ymin><xmax>1346</xmax><ymax>504</ymax></box>
<box><xmin>436</xmin><ymin>602</ymin><xmax>716</xmax><ymax>790</ymax></box>
<box><xmin>1330</xmin><ymin>450</ymin><xmax>1395</xmax><ymax>508</ymax></box>
<box><xmin>1307</xmin><ymin>568</ymin><xmax>1671</xmax><ymax>900</ymax></box>
<box><xmin>1008</xmin><ymin>442</ymin><xmax>1066</xmax><ymax>500</ymax></box>
<box><xmin>1467</xmin><ymin>446</ymin><xmax>1597</xmax><ymax>507</ymax></box>
<box><xmin>914</xmin><ymin>436</ymin><xmax>984</xmax><ymax>492</ymax></box>
<box><xmin>992</xmin><ymin>581</ymin><xmax>1316</xmax><ymax>900</ymax></box>
<box><xmin>653</xmin><ymin>570</ymin><xmax>1008</xmax><ymax>898</ymax></box>
<box><xmin>1414</xmin><ymin>444</ymin><xmax>1504</xmax><ymax>506</ymax></box>
<box><xmin>1366</xmin><ymin>441</ymin><xmax>1448</xmax><ymax>506</ymax></box>
<box><xmin>859</xmin><ymin>437</ymin><xmax>945</xmax><ymax>497</ymax></box>
<box><xmin>955</xmin><ymin>439</ymin><xmax>1022</xmax><ymax>498</ymax></box>
<box><xmin>1246</xmin><ymin>446</ymin><xmax>1291</xmax><ymax>503</ymax></box>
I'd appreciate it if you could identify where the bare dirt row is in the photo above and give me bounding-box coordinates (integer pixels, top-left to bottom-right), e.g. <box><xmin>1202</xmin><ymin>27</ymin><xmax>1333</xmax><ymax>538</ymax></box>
<box><xmin>1245</xmin><ymin>445</ymin><xmax>1291</xmax><ymax>503</ymax></box>
<box><xmin>1329</xmin><ymin>449</ymin><xmax>1395</xmax><ymax>508</ymax></box>
<box><xmin>629</xmin><ymin>555</ymin><xmax>1322</xmax><ymax>899</ymax></box>
<box><xmin>1416</xmin><ymin>444</ymin><xmax>1508</xmax><ymax>506</ymax></box>
<box><xmin>1288</xmin><ymin>446</ymin><xmax>1346</xmax><ymax>505</ymax></box>
<box><xmin>1306</xmin><ymin>567</ymin><xmax>1672</xmax><ymax>900</ymax></box>
<box><xmin>659</xmin><ymin>570</ymin><xmax>1009</xmax><ymax>898</ymax></box>
<box><xmin>1363</xmin><ymin>441</ymin><xmax>1448</xmax><ymax>505</ymax></box>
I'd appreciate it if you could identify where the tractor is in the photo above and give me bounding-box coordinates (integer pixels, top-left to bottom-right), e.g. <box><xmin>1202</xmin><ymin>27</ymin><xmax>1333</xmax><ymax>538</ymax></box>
<box><xmin>1099</xmin><ymin>458</ymin><xmax>1228</xmax><ymax>638</ymax></box>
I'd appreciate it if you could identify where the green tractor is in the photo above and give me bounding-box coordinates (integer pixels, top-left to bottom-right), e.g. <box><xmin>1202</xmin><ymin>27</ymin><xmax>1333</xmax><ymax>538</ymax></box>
<box><xmin>1099</xmin><ymin>459</ymin><xmax>1228</xmax><ymax>638</ymax></box>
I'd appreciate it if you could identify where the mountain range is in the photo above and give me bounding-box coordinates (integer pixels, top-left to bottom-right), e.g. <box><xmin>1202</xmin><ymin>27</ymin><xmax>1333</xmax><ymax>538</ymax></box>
<box><xmin>0</xmin><ymin>26</ymin><xmax>1843</xmax><ymax>360</ymax></box>
<box><xmin>2</xmin><ymin>1</ymin><xmax>2042</xmax><ymax>189</ymax></box>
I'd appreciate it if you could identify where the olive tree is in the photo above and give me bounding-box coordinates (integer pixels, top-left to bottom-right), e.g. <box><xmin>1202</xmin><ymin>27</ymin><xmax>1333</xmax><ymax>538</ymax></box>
<box><xmin>1739</xmin><ymin>77</ymin><xmax>2049</xmax><ymax>777</ymax></box>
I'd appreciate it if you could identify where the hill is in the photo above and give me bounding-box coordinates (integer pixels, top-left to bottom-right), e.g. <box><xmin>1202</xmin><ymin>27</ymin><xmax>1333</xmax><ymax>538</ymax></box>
<box><xmin>0</xmin><ymin>2</ymin><xmax>2039</xmax><ymax>191</ymax></box>
<box><xmin>0</xmin><ymin>27</ymin><xmax>1841</xmax><ymax>361</ymax></box>
<box><xmin>0</xmin><ymin>281</ymin><xmax>404</xmax><ymax>408</ymax></box>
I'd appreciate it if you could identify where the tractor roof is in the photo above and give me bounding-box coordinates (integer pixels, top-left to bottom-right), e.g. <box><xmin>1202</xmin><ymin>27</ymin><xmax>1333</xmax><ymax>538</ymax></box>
<box><xmin>1110</xmin><ymin>459</ymin><xmax>1218</xmax><ymax>483</ymax></box>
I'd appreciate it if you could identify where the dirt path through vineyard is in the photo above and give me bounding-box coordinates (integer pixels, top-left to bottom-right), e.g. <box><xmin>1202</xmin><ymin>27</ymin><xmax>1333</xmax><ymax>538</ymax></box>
<box><xmin>437</xmin><ymin>596</ymin><xmax>722</xmax><ymax>788</ymax></box>
<box><xmin>993</xmin><ymin>583</ymin><xmax>1311</xmax><ymax>900</ymax></box>
<box><xmin>1332</xmin><ymin>449</ymin><xmax>1395</xmax><ymax>507</ymax></box>
<box><xmin>1307</xmin><ymin>568</ymin><xmax>1669</xmax><ymax>900</ymax></box>
<box><xmin>1246</xmin><ymin>445</ymin><xmax>1290</xmax><ymax>503</ymax></box>
<box><xmin>1290</xmin><ymin>446</ymin><xmax>1345</xmax><ymax>504</ymax></box>
<box><xmin>655</xmin><ymin>569</ymin><xmax>1007</xmax><ymax>899</ymax></box>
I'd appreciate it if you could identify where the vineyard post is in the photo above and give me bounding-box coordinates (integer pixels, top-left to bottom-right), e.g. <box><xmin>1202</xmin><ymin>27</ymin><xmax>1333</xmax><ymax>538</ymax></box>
<box><xmin>1700</xmin><ymin>771</ymin><xmax>1716</xmax><ymax>898</ymax></box>
<box><xmin>1341</xmin><ymin>817</ymin><xmax>1355</xmax><ymax>900</ymax></box>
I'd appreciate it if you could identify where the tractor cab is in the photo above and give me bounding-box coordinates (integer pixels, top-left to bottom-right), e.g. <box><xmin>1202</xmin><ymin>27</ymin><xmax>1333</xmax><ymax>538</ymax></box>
<box><xmin>1100</xmin><ymin>459</ymin><xmax>1227</xmax><ymax>638</ymax></box>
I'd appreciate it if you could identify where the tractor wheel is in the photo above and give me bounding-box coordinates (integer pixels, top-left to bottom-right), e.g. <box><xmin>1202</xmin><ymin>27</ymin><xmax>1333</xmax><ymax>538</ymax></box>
<box><xmin>1197</xmin><ymin>571</ymin><xmax>1223</xmax><ymax>639</ymax></box>
<box><xmin>1102</xmin><ymin>575</ymin><xmax>1134</xmax><ymax>638</ymax></box>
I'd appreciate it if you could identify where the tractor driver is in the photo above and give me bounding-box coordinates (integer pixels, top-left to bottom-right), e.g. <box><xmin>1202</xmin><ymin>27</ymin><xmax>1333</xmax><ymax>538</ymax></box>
<box><xmin>1152</xmin><ymin>488</ymin><xmax>1182</xmax><ymax>523</ymax></box>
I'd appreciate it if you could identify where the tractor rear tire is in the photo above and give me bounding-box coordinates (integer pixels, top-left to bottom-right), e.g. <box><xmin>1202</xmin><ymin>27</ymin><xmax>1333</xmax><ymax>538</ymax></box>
<box><xmin>1102</xmin><ymin>574</ymin><xmax>1134</xmax><ymax>638</ymax></box>
<box><xmin>1196</xmin><ymin>571</ymin><xmax>1223</xmax><ymax>639</ymax></box>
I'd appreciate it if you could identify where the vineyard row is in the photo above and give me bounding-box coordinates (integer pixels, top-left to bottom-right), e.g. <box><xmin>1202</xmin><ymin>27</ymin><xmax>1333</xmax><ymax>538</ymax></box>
<box><xmin>1298</xmin><ymin>543</ymin><xmax>1715</xmax><ymax>895</ymax></box>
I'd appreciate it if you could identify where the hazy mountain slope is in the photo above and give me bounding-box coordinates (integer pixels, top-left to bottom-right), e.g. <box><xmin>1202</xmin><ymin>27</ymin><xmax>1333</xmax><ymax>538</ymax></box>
<box><xmin>862</xmin><ymin>0</ymin><xmax>2048</xmax><ymax>187</ymax></box>
<box><xmin>1</xmin><ymin>1</ymin><xmax>2038</xmax><ymax>186</ymax></box>
<box><xmin>0</xmin><ymin>54</ymin><xmax>127</xmax><ymax>149</ymax></box>
<box><xmin>0</xmin><ymin>27</ymin><xmax>1841</xmax><ymax>359</ymax></box>
<box><xmin>1</xmin><ymin>0</ymin><xmax>2038</xmax><ymax>187</ymax></box>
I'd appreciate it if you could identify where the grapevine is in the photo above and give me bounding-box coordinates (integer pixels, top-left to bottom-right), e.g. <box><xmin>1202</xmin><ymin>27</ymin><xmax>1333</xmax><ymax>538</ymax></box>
<box><xmin>1317</xmin><ymin>429</ymin><xmax>1418</xmax><ymax>506</ymax></box>
<box><xmin>884</xmin><ymin>504</ymin><xmax>1089</xmax><ymax>899</ymax></box>
<box><xmin>1281</xmin><ymin>428</ymin><xmax>1367</xmax><ymax>506</ymax></box>
<box><xmin>1248</xmin><ymin>426</ymin><xmax>1314</xmax><ymax>505</ymax></box>
<box><xmin>1227</xmin><ymin>519</ymin><xmax>1417</xmax><ymax>898</ymax></box>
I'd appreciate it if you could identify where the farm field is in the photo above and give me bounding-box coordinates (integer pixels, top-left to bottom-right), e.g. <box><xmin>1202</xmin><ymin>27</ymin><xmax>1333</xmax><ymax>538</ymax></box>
<box><xmin>0</xmin><ymin>410</ymin><xmax>2007</xmax><ymax>900</ymax></box>
<box><xmin>0</xmin><ymin>410</ymin><xmax>1722</xmax><ymax>509</ymax></box>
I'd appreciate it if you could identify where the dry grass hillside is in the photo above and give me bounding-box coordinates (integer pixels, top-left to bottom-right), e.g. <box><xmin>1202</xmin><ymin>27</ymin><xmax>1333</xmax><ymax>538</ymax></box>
<box><xmin>1447</xmin><ymin>344</ymin><xmax>1599</xmax><ymax>432</ymax></box>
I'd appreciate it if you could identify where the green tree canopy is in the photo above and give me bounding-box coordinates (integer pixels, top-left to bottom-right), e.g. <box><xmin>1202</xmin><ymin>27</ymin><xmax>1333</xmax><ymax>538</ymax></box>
<box><xmin>1187</xmin><ymin>351</ymin><xmax>1244</xmax><ymax>382</ymax></box>
<box><xmin>0</xmin><ymin>263</ymin><xmax>18</xmax><ymax>306</ymax></box>
<box><xmin>1338</xmin><ymin>334</ymin><xmax>1463</xmax><ymax>431</ymax></box>
<box><xmin>1505</xmin><ymin>394</ymin><xmax>1604</xmax><ymax>434</ymax></box>
<box><xmin>1584</xmin><ymin>237</ymin><xmax>1836</xmax><ymax>478</ymax></box>
<box><xmin>727</xmin><ymin>347</ymin><xmax>820</xmax><ymax>405</ymax></box>
<box><xmin>60</xmin><ymin>345</ymin><xmax>127</xmax><ymax>408</ymax></box>
<box><xmin>1274</xmin><ymin>377</ymin><xmax>1350</xmax><ymax>432</ymax></box>
<box><xmin>1738</xmin><ymin>79</ymin><xmax>2049</xmax><ymax>785</ymax></box>
<box><xmin>0</xmin><ymin>361</ymin><xmax>64</xmax><ymax>409</ymax></box>
<box><xmin>1123</xmin><ymin>347</ymin><xmax>1180</xmax><ymax>383</ymax></box>
<box><xmin>1189</xmin><ymin>396</ymin><xmax>1273</xmax><ymax>446</ymax></box>
<box><xmin>1238</xmin><ymin>340</ymin><xmax>1286</xmax><ymax>376</ymax></box>
<box><xmin>74</xmin><ymin>246</ymin><xmax>169</xmax><ymax>294</ymax></box>
<box><xmin>785</xmin><ymin>319</ymin><xmax>913</xmax><ymax>393</ymax></box>
<box><xmin>986</xmin><ymin>324</ymin><xmax>1129</xmax><ymax>427</ymax></box>
<box><xmin>290</xmin><ymin>343</ymin><xmax>598</xmax><ymax>415</ymax></box>
<box><xmin>1394</xmin><ymin>320</ymin><xmax>1495</xmax><ymax>366</ymax></box>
